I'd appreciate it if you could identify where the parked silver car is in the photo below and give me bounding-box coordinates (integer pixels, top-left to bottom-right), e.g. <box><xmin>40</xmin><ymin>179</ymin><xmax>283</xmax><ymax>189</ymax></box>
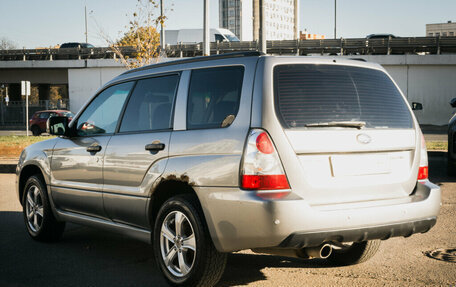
<box><xmin>16</xmin><ymin>52</ymin><xmax>441</xmax><ymax>287</ymax></box>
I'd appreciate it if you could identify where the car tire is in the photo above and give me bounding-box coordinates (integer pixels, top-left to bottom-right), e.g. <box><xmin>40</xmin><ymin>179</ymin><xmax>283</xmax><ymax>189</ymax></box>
<box><xmin>31</xmin><ymin>126</ymin><xmax>41</xmax><ymax>136</ymax></box>
<box><xmin>153</xmin><ymin>194</ymin><xmax>227</xmax><ymax>287</ymax></box>
<box><xmin>327</xmin><ymin>240</ymin><xmax>381</xmax><ymax>266</ymax></box>
<box><xmin>22</xmin><ymin>175</ymin><xmax>65</xmax><ymax>242</ymax></box>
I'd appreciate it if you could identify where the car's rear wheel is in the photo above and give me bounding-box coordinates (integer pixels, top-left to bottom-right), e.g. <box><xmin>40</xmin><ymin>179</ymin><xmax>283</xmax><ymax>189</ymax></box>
<box><xmin>22</xmin><ymin>175</ymin><xmax>65</xmax><ymax>241</ymax></box>
<box><xmin>327</xmin><ymin>240</ymin><xmax>381</xmax><ymax>265</ymax></box>
<box><xmin>31</xmin><ymin>126</ymin><xmax>41</xmax><ymax>136</ymax></box>
<box><xmin>153</xmin><ymin>195</ymin><xmax>227</xmax><ymax>287</ymax></box>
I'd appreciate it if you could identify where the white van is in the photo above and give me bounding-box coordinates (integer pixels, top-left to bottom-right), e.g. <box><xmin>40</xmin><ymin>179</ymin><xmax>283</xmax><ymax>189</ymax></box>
<box><xmin>165</xmin><ymin>28</ymin><xmax>239</xmax><ymax>45</ymax></box>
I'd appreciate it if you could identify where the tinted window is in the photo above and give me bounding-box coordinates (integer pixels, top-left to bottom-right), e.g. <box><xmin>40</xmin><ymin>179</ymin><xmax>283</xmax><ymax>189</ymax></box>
<box><xmin>274</xmin><ymin>65</ymin><xmax>413</xmax><ymax>129</ymax></box>
<box><xmin>39</xmin><ymin>112</ymin><xmax>49</xmax><ymax>119</ymax></box>
<box><xmin>120</xmin><ymin>75</ymin><xmax>179</xmax><ymax>132</ymax></box>
<box><xmin>77</xmin><ymin>82</ymin><xmax>134</xmax><ymax>136</ymax></box>
<box><xmin>187</xmin><ymin>66</ymin><xmax>244</xmax><ymax>129</ymax></box>
<box><xmin>215</xmin><ymin>34</ymin><xmax>226</xmax><ymax>42</ymax></box>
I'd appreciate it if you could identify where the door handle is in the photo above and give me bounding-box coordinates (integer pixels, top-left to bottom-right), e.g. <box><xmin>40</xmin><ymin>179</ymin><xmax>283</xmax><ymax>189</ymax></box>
<box><xmin>86</xmin><ymin>145</ymin><xmax>102</xmax><ymax>153</ymax></box>
<box><xmin>145</xmin><ymin>142</ymin><xmax>165</xmax><ymax>151</ymax></box>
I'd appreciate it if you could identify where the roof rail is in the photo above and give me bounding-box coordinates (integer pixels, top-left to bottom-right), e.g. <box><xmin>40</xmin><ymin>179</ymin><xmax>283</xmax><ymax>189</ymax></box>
<box><xmin>349</xmin><ymin>58</ymin><xmax>367</xmax><ymax>62</ymax></box>
<box><xmin>122</xmin><ymin>51</ymin><xmax>264</xmax><ymax>75</ymax></box>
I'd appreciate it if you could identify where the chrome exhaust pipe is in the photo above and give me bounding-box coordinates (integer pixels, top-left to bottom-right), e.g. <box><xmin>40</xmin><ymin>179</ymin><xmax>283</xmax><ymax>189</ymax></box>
<box><xmin>303</xmin><ymin>243</ymin><xmax>333</xmax><ymax>259</ymax></box>
<box><xmin>252</xmin><ymin>243</ymin><xmax>333</xmax><ymax>260</ymax></box>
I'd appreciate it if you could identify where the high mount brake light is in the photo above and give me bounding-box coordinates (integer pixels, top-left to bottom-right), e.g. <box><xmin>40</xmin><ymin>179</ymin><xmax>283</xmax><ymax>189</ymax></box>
<box><xmin>241</xmin><ymin>129</ymin><xmax>290</xmax><ymax>198</ymax></box>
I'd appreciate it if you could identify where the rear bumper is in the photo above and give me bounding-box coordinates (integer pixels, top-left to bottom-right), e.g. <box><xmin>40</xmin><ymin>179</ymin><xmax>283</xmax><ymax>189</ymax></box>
<box><xmin>279</xmin><ymin>217</ymin><xmax>436</xmax><ymax>248</ymax></box>
<box><xmin>196</xmin><ymin>181</ymin><xmax>441</xmax><ymax>252</ymax></box>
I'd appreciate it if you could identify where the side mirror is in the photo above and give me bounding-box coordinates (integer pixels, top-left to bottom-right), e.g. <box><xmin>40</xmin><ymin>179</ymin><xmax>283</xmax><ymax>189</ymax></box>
<box><xmin>47</xmin><ymin>116</ymin><xmax>69</xmax><ymax>136</ymax></box>
<box><xmin>412</xmin><ymin>102</ymin><xmax>423</xmax><ymax>111</ymax></box>
<box><xmin>450</xmin><ymin>98</ymin><xmax>456</xmax><ymax>108</ymax></box>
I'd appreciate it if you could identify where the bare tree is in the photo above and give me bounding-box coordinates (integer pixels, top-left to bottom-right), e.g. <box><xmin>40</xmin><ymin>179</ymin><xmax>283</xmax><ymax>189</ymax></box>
<box><xmin>97</xmin><ymin>0</ymin><xmax>171</xmax><ymax>69</ymax></box>
<box><xmin>0</xmin><ymin>37</ymin><xmax>17</xmax><ymax>50</ymax></box>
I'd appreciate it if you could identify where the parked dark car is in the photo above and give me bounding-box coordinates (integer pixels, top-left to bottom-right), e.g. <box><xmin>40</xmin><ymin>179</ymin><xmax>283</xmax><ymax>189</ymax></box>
<box><xmin>60</xmin><ymin>42</ymin><xmax>94</xmax><ymax>49</ymax></box>
<box><xmin>29</xmin><ymin>110</ymin><xmax>74</xmax><ymax>136</ymax></box>
<box><xmin>366</xmin><ymin>34</ymin><xmax>397</xmax><ymax>39</ymax></box>
<box><xmin>448</xmin><ymin>98</ymin><xmax>456</xmax><ymax>174</ymax></box>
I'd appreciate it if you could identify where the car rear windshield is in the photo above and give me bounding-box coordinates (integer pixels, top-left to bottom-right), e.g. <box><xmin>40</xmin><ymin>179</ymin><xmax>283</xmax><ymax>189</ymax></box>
<box><xmin>274</xmin><ymin>64</ymin><xmax>413</xmax><ymax>129</ymax></box>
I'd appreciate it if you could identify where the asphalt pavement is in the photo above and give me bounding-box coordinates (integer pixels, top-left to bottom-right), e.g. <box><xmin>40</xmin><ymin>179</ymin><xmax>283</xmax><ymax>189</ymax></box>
<box><xmin>0</xmin><ymin>152</ymin><xmax>455</xmax><ymax>286</ymax></box>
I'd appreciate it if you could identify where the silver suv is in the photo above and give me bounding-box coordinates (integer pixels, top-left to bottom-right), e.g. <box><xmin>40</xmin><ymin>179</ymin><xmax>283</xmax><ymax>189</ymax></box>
<box><xmin>17</xmin><ymin>52</ymin><xmax>441</xmax><ymax>287</ymax></box>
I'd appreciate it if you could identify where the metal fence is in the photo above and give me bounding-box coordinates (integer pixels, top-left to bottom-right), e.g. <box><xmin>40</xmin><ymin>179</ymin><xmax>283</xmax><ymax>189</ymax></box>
<box><xmin>0</xmin><ymin>100</ymin><xmax>70</xmax><ymax>129</ymax></box>
<box><xmin>1</xmin><ymin>37</ymin><xmax>456</xmax><ymax>61</ymax></box>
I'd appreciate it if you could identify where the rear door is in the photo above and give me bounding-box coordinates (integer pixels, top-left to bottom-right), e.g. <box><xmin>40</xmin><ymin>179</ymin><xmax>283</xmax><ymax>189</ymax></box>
<box><xmin>267</xmin><ymin>62</ymin><xmax>418</xmax><ymax>205</ymax></box>
<box><xmin>102</xmin><ymin>74</ymin><xmax>179</xmax><ymax>228</ymax></box>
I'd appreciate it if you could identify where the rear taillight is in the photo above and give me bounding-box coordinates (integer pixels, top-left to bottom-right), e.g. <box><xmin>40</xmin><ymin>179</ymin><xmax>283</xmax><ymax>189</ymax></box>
<box><xmin>241</xmin><ymin>129</ymin><xmax>290</xmax><ymax>199</ymax></box>
<box><xmin>418</xmin><ymin>132</ymin><xmax>428</xmax><ymax>181</ymax></box>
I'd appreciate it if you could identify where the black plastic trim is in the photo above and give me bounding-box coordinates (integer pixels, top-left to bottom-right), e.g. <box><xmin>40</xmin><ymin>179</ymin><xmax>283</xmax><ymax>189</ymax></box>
<box><xmin>279</xmin><ymin>217</ymin><xmax>437</xmax><ymax>248</ymax></box>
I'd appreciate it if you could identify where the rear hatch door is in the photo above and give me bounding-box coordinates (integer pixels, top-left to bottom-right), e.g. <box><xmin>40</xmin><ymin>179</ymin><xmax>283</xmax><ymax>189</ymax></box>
<box><xmin>272</xmin><ymin>63</ymin><xmax>418</xmax><ymax>205</ymax></box>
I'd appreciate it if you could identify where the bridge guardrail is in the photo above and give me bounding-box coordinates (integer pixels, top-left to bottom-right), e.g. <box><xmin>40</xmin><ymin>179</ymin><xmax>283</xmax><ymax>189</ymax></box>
<box><xmin>1</xmin><ymin>37</ymin><xmax>456</xmax><ymax>61</ymax></box>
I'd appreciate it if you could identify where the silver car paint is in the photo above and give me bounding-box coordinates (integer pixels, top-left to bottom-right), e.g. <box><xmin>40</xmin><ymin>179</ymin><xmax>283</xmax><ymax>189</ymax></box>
<box><xmin>103</xmin><ymin>132</ymin><xmax>171</xmax><ymax>228</ymax></box>
<box><xmin>51</xmin><ymin>135</ymin><xmax>111</xmax><ymax>218</ymax></box>
<box><xmin>16</xmin><ymin>55</ymin><xmax>441</xmax><ymax>253</ymax></box>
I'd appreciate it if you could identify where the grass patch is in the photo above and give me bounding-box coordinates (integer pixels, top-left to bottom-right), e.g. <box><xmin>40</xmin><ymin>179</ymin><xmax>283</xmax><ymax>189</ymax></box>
<box><xmin>0</xmin><ymin>136</ymin><xmax>55</xmax><ymax>158</ymax></box>
<box><xmin>426</xmin><ymin>141</ymin><xmax>447</xmax><ymax>151</ymax></box>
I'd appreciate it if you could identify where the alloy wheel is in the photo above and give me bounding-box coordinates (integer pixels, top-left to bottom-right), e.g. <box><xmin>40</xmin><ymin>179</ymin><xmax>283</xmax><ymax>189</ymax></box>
<box><xmin>25</xmin><ymin>185</ymin><xmax>44</xmax><ymax>232</ymax></box>
<box><xmin>160</xmin><ymin>211</ymin><xmax>196</xmax><ymax>277</ymax></box>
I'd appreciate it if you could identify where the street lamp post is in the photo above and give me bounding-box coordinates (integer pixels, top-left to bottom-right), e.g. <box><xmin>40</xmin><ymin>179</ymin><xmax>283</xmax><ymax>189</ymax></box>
<box><xmin>203</xmin><ymin>0</ymin><xmax>210</xmax><ymax>56</ymax></box>
<box><xmin>160</xmin><ymin>0</ymin><xmax>165</xmax><ymax>49</ymax></box>
<box><xmin>259</xmin><ymin>0</ymin><xmax>266</xmax><ymax>53</ymax></box>
<box><xmin>85</xmin><ymin>6</ymin><xmax>88</xmax><ymax>43</ymax></box>
<box><xmin>334</xmin><ymin>0</ymin><xmax>337</xmax><ymax>39</ymax></box>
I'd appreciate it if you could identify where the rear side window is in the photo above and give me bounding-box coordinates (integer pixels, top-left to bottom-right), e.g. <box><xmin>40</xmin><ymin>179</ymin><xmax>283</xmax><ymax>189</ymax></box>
<box><xmin>187</xmin><ymin>66</ymin><xmax>244</xmax><ymax>129</ymax></box>
<box><xmin>274</xmin><ymin>65</ymin><xmax>413</xmax><ymax>129</ymax></box>
<box><xmin>120</xmin><ymin>75</ymin><xmax>179</xmax><ymax>132</ymax></box>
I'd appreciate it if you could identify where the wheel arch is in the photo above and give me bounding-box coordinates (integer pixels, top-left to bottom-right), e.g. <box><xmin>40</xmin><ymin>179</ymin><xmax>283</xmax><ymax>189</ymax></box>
<box><xmin>18</xmin><ymin>164</ymin><xmax>46</xmax><ymax>205</ymax></box>
<box><xmin>149</xmin><ymin>179</ymin><xmax>201</xmax><ymax>227</ymax></box>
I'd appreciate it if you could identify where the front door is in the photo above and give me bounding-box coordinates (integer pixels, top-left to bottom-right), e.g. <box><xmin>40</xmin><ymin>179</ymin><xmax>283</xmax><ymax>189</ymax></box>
<box><xmin>50</xmin><ymin>81</ymin><xmax>135</xmax><ymax>218</ymax></box>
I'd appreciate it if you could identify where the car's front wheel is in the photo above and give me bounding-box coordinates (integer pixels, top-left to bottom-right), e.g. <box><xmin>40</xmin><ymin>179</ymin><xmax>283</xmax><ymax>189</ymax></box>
<box><xmin>153</xmin><ymin>195</ymin><xmax>227</xmax><ymax>287</ymax></box>
<box><xmin>22</xmin><ymin>175</ymin><xmax>65</xmax><ymax>241</ymax></box>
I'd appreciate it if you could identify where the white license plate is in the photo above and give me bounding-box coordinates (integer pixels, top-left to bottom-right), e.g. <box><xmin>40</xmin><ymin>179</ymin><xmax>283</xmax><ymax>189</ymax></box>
<box><xmin>331</xmin><ymin>154</ymin><xmax>391</xmax><ymax>176</ymax></box>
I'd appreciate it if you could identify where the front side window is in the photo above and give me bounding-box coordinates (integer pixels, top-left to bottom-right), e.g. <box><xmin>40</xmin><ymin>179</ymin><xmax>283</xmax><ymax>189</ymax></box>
<box><xmin>119</xmin><ymin>75</ymin><xmax>179</xmax><ymax>133</ymax></box>
<box><xmin>77</xmin><ymin>82</ymin><xmax>134</xmax><ymax>136</ymax></box>
<box><xmin>187</xmin><ymin>66</ymin><xmax>244</xmax><ymax>130</ymax></box>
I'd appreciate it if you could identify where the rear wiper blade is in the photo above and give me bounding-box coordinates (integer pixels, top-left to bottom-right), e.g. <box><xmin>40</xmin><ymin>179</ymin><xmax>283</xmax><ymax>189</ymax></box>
<box><xmin>305</xmin><ymin>121</ymin><xmax>366</xmax><ymax>129</ymax></box>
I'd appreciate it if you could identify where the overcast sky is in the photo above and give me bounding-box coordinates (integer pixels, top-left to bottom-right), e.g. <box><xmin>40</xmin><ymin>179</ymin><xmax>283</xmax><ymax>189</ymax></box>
<box><xmin>1</xmin><ymin>0</ymin><xmax>455</xmax><ymax>48</ymax></box>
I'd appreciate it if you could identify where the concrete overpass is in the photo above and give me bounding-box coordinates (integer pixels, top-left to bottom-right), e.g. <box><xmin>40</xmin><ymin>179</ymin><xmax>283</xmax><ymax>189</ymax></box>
<box><xmin>1</xmin><ymin>54</ymin><xmax>455</xmax><ymax>126</ymax></box>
